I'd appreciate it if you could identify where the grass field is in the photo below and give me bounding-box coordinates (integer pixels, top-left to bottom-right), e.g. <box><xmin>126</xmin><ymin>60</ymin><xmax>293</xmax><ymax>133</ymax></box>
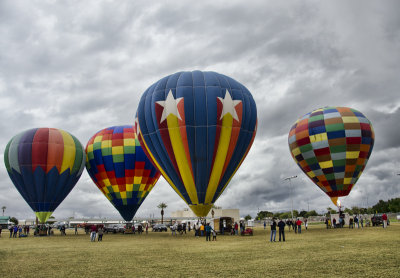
<box><xmin>0</xmin><ymin>223</ymin><xmax>399</xmax><ymax>278</ymax></box>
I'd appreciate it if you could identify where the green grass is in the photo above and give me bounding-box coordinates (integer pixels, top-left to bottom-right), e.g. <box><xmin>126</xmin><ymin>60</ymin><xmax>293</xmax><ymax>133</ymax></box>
<box><xmin>0</xmin><ymin>224</ymin><xmax>399</xmax><ymax>278</ymax></box>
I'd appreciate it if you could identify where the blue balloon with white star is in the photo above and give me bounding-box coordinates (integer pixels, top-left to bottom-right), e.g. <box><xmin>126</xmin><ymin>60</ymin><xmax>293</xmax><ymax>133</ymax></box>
<box><xmin>136</xmin><ymin>71</ymin><xmax>258</xmax><ymax>217</ymax></box>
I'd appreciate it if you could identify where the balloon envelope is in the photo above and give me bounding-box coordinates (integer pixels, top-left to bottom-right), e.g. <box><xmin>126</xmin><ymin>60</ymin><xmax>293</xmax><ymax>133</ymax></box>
<box><xmin>136</xmin><ymin>71</ymin><xmax>257</xmax><ymax>217</ymax></box>
<box><xmin>288</xmin><ymin>107</ymin><xmax>374</xmax><ymax>205</ymax></box>
<box><xmin>4</xmin><ymin>128</ymin><xmax>85</xmax><ymax>223</ymax></box>
<box><xmin>85</xmin><ymin>126</ymin><xmax>160</xmax><ymax>221</ymax></box>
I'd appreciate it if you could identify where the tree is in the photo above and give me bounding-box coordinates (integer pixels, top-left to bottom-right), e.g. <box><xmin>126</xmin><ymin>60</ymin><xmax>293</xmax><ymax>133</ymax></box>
<box><xmin>244</xmin><ymin>214</ymin><xmax>252</xmax><ymax>221</ymax></box>
<box><xmin>1</xmin><ymin>206</ymin><xmax>5</xmax><ymax>216</ymax></box>
<box><xmin>351</xmin><ymin>206</ymin><xmax>361</xmax><ymax>215</ymax></box>
<box><xmin>299</xmin><ymin>210</ymin><xmax>308</xmax><ymax>217</ymax></box>
<box><xmin>10</xmin><ymin>217</ymin><xmax>18</xmax><ymax>225</ymax></box>
<box><xmin>326</xmin><ymin>207</ymin><xmax>337</xmax><ymax>214</ymax></box>
<box><xmin>305</xmin><ymin>210</ymin><xmax>319</xmax><ymax>217</ymax></box>
<box><xmin>256</xmin><ymin>211</ymin><xmax>273</xmax><ymax>220</ymax></box>
<box><xmin>157</xmin><ymin>203</ymin><xmax>167</xmax><ymax>224</ymax></box>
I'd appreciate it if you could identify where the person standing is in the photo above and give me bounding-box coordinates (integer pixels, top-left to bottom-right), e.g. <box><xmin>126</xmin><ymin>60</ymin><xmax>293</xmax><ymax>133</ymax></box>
<box><xmin>205</xmin><ymin>223</ymin><xmax>212</xmax><ymax>241</ymax></box>
<box><xmin>0</xmin><ymin>226</ymin><xmax>2</xmax><ymax>237</ymax></box>
<box><xmin>90</xmin><ymin>225</ymin><xmax>97</xmax><ymax>242</ymax></box>
<box><xmin>296</xmin><ymin>219</ymin><xmax>302</xmax><ymax>234</ymax></box>
<box><xmin>264</xmin><ymin>221</ymin><xmax>266</xmax><ymax>230</ymax></box>
<box><xmin>75</xmin><ymin>225</ymin><xmax>78</xmax><ymax>235</ymax></box>
<box><xmin>97</xmin><ymin>226</ymin><xmax>103</xmax><ymax>241</ymax></box>
<box><xmin>382</xmin><ymin>213</ymin><xmax>388</xmax><ymax>228</ymax></box>
<box><xmin>304</xmin><ymin>219</ymin><xmax>308</xmax><ymax>230</ymax></box>
<box><xmin>277</xmin><ymin>219</ymin><xmax>286</xmax><ymax>242</ymax></box>
<box><xmin>354</xmin><ymin>215</ymin><xmax>359</xmax><ymax>228</ymax></box>
<box><xmin>13</xmin><ymin>225</ymin><xmax>18</xmax><ymax>238</ymax></box>
<box><xmin>9</xmin><ymin>226</ymin><xmax>13</xmax><ymax>238</ymax></box>
<box><xmin>234</xmin><ymin>222</ymin><xmax>239</xmax><ymax>235</ymax></box>
<box><xmin>145</xmin><ymin>223</ymin><xmax>149</xmax><ymax>234</ymax></box>
<box><xmin>360</xmin><ymin>216</ymin><xmax>364</xmax><ymax>228</ymax></box>
<box><xmin>200</xmin><ymin>223</ymin><xmax>205</xmax><ymax>237</ymax></box>
<box><xmin>270</xmin><ymin>218</ymin><xmax>277</xmax><ymax>242</ymax></box>
<box><xmin>212</xmin><ymin>227</ymin><xmax>217</xmax><ymax>241</ymax></box>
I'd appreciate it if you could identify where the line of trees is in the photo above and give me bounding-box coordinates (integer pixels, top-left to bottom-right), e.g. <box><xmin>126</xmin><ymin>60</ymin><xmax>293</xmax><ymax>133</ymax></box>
<box><xmin>255</xmin><ymin>209</ymin><xmax>319</xmax><ymax>220</ymax></box>
<box><xmin>254</xmin><ymin>197</ymin><xmax>400</xmax><ymax>220</ymax></box>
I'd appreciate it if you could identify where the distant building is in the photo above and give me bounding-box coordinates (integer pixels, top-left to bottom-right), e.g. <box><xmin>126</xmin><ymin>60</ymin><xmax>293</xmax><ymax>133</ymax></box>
<box><xmin>171</xmin><ymin>208</ymin><xmax>240</xmax><ymax>222</ymax></box>
<box><xmin>0</xmin><ymin>216</ymin><xmax>11</xmax><ymax>229</ymax></box>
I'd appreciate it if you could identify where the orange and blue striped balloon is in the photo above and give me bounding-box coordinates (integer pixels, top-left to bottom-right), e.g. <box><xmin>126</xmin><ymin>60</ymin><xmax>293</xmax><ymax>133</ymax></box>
<box><xmin>85</xmin><ymin>126</ymin><xmax>160</xmax><ymax>221</ymax></box>
<box><xmin>4</xmin><ymin>128</ymin><xmax>85</xmax><ymax>223</ymax></box>
<box><xmin>136</xmin><ymin>71</ymin><xmax>257</xmax><ymax>217</ymax></box>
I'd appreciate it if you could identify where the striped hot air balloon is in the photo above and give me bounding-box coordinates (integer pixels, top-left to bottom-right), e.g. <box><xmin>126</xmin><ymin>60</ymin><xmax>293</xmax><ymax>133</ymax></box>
<box><xmin>4</xmin><ymin>128</ymin><xmax>85</xmax><ymax>223</ymax></box>
<box><xmin>136</xmin><ymin>71</ymin><xmax>257</xmax><ymax>217</ymax></box>
<box><xmin>85</xmin><ymin>126</ymin><xmax>160</xmax><ymax>221</ymax></box>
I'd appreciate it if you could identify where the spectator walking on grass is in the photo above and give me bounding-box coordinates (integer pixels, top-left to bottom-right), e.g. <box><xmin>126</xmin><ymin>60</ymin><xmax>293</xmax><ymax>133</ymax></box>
<box><xmin>305</xmin><ymin>219</ymin><xmax>308</xmax><ymax>230</ymax></box>
<box><xmin>270</xmin><ymin>218</ymin><xmax>277</xmax><ymax>242</ymax></box>
<box><xmin>278</xmin><ymin>219</ymin><xmax>286</xmax><ymax>242</ymax></box>
<box><xmin>360</xmin><ymin>217</ymin><xmax>364</xmax><ymax>228</ymax></box>
<box><xmin>293</xmin><ymin>219</ymin><xmax>297</xmax><ymax>233</ymax></box>
<box><xmin>75</xmin><ymin>225</ymin><xmax>78</xmax><ymax>235</ymax></box>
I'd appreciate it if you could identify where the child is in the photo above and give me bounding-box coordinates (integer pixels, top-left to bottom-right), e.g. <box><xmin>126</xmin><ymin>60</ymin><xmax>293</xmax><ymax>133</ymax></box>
<box><xmin>212</xmin><ymin>228</ymin><xmax>217</xmax><ymax>241</ymax></box>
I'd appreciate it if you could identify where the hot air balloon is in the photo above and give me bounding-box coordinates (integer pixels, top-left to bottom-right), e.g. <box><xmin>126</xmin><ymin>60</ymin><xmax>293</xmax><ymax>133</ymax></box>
<box><xmin>4</xmin><ymin>128</ymin><xmax>85</xmax><ymax>223</ymax></box>
<box><xmin>136</xmin><ymin>71</ymin><xmax>257</xmax><ymax>217</ymax></box>
<box><xmin>288</xmin><ymin>107</ymin><xmax>374</xmax><ymax>205</ymax></box>
<box><xmin>85</xmin><ymin>126</ymin><xmax>160</xmax><ymax>222</ymax></box>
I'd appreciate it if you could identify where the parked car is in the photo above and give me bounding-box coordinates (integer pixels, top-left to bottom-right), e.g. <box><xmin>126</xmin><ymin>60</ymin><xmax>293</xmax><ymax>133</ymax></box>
<box><xmin>371</xmin><ymin>214</ymin><xmax>390</xmax><ymax>226</ymax></box>
<box><xmin>152</xmin><ymin>224</ymin><xmax>168</xmax><ymax>232</ymax></box>
<box><xmin>105</xmin><ymin>224</ymin><xmax>125</xmax><ymax>233</ymax></box>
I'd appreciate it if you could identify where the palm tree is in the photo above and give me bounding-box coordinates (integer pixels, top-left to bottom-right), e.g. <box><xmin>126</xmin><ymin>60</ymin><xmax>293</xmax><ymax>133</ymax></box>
<box><xmin>1</xmin><ymin>206</ymin><xmax>5</xmax><ymax>216</ymax></box>
<box><xmin>157</xmin><ymin>203</ymin><xmax>167</xmax><ymax>224</ymax></box>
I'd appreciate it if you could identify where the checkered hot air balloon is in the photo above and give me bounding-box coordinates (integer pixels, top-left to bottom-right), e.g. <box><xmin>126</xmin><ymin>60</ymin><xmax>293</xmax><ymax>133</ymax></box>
<box><xmin>85</xmin><ymin>126</ymin><xmax>160</xmax><ymax>221</ymax></box>
<box><xmin>4</xmin><ymin>128</ymin><xmax>86</xmax><ymax>223</ymax></box>
<box><xmin>136</xmin><ymin>71</ymin><xmax>257</xmax><ymax>217</ymax></box>
<box><xmin>288</xmin><ymin>107</ymin><xmax>374</xmax><ymax>205</ymax></box>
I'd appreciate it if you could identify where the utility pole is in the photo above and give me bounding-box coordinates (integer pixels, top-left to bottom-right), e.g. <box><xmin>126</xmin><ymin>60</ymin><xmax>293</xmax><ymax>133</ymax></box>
<box><xmin>284</xmin><ymin>175</ymin><xmax>297</xmax><ymax>219</ymax></box>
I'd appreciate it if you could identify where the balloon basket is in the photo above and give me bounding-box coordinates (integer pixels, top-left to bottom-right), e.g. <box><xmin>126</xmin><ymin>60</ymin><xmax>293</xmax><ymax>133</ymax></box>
<box><xmin>124</xmin><ymin>228</ymin><xmax>133</xmax><ymax>234</ymax></box>
<box><xmin>39</xmin><ymin>230</ymin><xmax>48</xmax><ymax>236</ymax></box>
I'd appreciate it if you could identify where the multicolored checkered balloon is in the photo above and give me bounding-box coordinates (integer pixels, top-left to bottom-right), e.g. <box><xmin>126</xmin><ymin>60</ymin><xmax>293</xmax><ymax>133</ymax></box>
<box><xmin>85</xmin><ymin>126</ymin><xmax>160</xmax><ymax>221</ymax></box>
<box><xmin>288</xmin><ymin>107</ymin><xmax>374</xmax><ymax>205</ymax></box>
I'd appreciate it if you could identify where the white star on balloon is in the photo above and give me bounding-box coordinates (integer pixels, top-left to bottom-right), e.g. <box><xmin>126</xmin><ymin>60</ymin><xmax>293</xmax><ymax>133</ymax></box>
<box><xmin>135</xmin><ymin>117</ymin><xmax>140</xmax><ymax>137</ymax></box>
<box><xmin>156</xmin><ymin>90</ymin><xmax>184</xmax><ymax>123</ymax></box>
<box><xmin>218</xmin><ymin>89</ymin><xmax>242</xmax><ymax>121</ymax></box>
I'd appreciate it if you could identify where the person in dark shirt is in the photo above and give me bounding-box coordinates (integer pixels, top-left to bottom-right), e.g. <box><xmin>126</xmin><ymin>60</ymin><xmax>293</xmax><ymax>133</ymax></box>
<box><xmin>270</xmin><ymin>218</ymin><xmax>277</xmax><ymax>242</ymax></box>
<box><xmin>205</xmin><ymin>223</ymin><xmax>212</xmax><ymax>241</ymax></box>
<box><xmin>278</xmin><ymin>219</ymin><xmax>286</xmax><ymax>242</ymax></box>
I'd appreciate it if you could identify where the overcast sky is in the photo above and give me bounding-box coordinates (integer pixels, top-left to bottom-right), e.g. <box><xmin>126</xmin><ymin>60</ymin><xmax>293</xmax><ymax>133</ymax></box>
<box><xmin>1</xmin><ymin>0</ymin><xmax>399</xmax><ymax>221</ymax></box>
